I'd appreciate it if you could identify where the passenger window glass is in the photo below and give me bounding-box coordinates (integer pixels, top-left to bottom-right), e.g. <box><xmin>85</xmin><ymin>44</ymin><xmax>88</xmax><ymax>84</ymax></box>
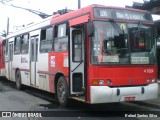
<box><xmin>58</xmin><ymin>24</ymin><xmax>66</xmax><ymax>37</ymax></box>
<box><xmin>14</xmin><ymin>36</ymin><xmax>21</xmax><ymax>54</ymax></box>
<box><xmin>21</xmin><ymin>34</ymin><xmax>29</xmax><ymax>54</ymax></box>
<box><xmin>72</xmin><ymin>30</ymin><xmax>82</xmax><ymax>62</ymax></box>
<box><xmin>5</xmin><ymin>39</ymin><xmax>8</xmax><ymax>55</ymax></box>
<box><xmin>40</xmin><ymin>27</ymin><xmax>53</xmax><ymax>53</ymax></box>
<box><xmin>54</xmin><ymin>24</ymin><xmax>68</xmax><ymax>51</ymax></box>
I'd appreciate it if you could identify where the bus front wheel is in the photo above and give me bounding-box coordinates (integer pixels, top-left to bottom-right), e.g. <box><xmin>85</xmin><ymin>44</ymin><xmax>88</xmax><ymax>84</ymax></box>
<box><xmin>15</xmin><ymin>70</ymin><xmax>22</xmax><ymax>90</ymax></box>
<box><xmin>57</xmin><ymin>76</ymin><xmax>69</xmax><ymax>107</ymax></box>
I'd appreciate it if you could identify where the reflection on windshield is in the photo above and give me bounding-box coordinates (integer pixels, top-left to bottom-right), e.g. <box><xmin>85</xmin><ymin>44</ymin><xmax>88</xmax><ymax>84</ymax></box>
<box><xmin>91</xmin><ymin>21</ymin><xmax>155</xmax><ymax>65</ymax></box>
<box><xmin>129</xmin><ymin>24</ymin><xmax>152</xmax><ymax>51</ymax></box>
<box><xmin>128</xmin><ymin>24</ymin><xmax>155</xmax><ymax>64</ymax></box>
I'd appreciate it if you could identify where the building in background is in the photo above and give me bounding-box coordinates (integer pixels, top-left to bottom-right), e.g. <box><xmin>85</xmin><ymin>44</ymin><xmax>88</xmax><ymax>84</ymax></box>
<box><xmin>131</xmin><ymin>0</ymin><xmax>160</xmax><ymax>34</ymax></box>
<box><xmin>132</xmin><ymin>0</ymin><xmax>160</xmax><ymax>15</ymax></box>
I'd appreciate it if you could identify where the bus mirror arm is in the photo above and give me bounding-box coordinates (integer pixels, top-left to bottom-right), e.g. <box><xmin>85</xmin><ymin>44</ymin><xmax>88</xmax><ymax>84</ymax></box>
<box><xmin>155</xmin><ymin>27</ymin><xmax>158</xmax><ymax>39</ymax></box>
<box><xmin>87</xmin><ymin>21</ymin><xmax>94</xmax><ymax>37</ymax></box>
<box><xmin>2</xmin><ymin>40</ymin><xmax>6</xmax><ymax>45</ymax></box>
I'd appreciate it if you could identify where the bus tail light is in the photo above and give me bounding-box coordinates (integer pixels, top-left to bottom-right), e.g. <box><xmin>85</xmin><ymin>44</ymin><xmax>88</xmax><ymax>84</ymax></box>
<box><xmin>151</xmin><ymin>78</ymin><xmax>156</xmax><ymax>83</ymax></box>
<box><xmin>92</xmin><ymin>79</ymin><xmax>105</xmax><ymax>85</ymax></box>
<box><xmin>99</xmin><ymin>80</ymin><xmax>104</xmax><ymax>85</ymax></box>
<box><xmin>92</xmin><ymin>79</ymin><xmax>112</xmax><ymax>85</ymax></box>
<box><xmin>106</xmin><ymin>79</ymin><xmax>111</xmax><ymax>85</ymax></box>
<box><xmin>92</xmin><ymin>79</ymin><xmax>99</xmax><ymax>85</ymax></box>
<box><xmin>146</xmin><ymin>78</ymin><xmax>156</xmax><ymax>83</ymax></box>
<box><xmin>146</xmin><ymin>78</ymin><xmax>150</xmax><ymax>83</ymax></box>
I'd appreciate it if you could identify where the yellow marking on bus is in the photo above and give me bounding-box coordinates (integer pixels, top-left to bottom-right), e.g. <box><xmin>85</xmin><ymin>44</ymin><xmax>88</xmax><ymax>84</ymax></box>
<box><xmin>120</xmin><ymin>24</ymin><xmax>126</xmax><ymax>30</ymax></box>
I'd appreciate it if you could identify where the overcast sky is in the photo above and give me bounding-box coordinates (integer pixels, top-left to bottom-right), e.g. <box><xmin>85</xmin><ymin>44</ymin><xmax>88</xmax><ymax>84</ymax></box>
<box><xmin>0</xmin><ymin>0</ymin><xmax>159</xmax><ymax>33</ymax></box>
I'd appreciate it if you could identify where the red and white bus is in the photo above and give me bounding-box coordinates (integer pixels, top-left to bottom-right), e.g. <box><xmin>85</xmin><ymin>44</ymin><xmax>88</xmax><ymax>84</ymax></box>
<box><xmin>2</xmin><ymin>4</ymin><xmax>158</xmax><ymax>106</ymax></box>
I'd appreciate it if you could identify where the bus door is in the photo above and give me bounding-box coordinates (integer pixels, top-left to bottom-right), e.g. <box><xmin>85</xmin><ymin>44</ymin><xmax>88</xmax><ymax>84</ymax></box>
<box><xmin>70</xmin><ymin>28</ymin><xmax>85</xmax><ymax>95</ymax></box>
<box><xmin>8</xmin><ymin>42</ymin><xmax>13</xmax><ymax>79</ymax></box>
<box><xmin>30</xmin><ymin>36</ymin><xmax>38</xmax><ymax>86</ymax></box>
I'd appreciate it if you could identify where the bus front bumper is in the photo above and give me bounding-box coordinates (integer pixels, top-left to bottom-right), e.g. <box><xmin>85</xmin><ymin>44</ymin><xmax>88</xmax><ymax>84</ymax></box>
<box><xmin>90</xmin><ymin>83</ymin><xmax>158</xmax><ymax>104</ymax></box>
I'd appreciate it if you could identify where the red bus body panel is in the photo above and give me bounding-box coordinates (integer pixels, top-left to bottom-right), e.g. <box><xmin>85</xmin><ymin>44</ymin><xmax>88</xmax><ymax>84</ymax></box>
<box><xmin>98</xmin><ymin>66</ymin><xmax>156</xmax><ymax>86</ymax></box>
<box><xmin>87</xmin><ymin>65</ymin><xmax>157</xmax><ymax>102</ymax></box>
<box><xmin>48</xmin><ymin>51</ymin><xmax>68</xmax><ymax>93</ymax></box>
<box><xmin>0</xmin><ymin>39</ymin><xmax>4</xmax><ymax>70</ymax></box>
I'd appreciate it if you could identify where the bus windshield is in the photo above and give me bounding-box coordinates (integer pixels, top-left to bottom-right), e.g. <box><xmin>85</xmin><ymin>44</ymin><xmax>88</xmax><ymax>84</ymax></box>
<box><xmin>91</xmin><ymin>21</ymin><xmax>156</xmax><ymax>65</ymax></box>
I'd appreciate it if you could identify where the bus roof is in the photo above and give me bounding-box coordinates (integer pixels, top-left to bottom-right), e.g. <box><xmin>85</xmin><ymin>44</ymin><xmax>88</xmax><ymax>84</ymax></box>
<box><xmin>6</xmin><ymin>4</ymin><xmax>150</xmax><ymax>39</ymax></box>
<box><xmin>50</xmin><ymin>4</ymin><xmax>150</xmax><ymax>24</ymax></box>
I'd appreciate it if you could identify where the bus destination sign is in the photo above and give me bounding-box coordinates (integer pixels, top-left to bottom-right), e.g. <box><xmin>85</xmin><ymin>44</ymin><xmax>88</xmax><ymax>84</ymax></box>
<box><xmin>116</xmin><ymin>11</ymin><xmax>143</xmax><ymax>20</ymax></box>
<box><xmin>94</xmin><ymin>8</ymin><xmax>153</xmax><ymax>21</ymax></box>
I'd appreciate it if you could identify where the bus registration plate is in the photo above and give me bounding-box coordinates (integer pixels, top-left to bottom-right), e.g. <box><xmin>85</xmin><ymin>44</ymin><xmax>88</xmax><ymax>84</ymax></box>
<box><xmin>120</xmin><ymin>96</ymin><xmax>136</xmax><ymax>101</ymax></box>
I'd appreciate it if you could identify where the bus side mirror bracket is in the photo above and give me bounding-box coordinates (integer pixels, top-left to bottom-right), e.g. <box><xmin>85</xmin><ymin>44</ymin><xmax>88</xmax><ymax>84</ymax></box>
<box><xmin>87</xmin><ymin>21</ymin><xmax>94</xmax><ymax>37</ymax></box>
<box><xmin>2</xmin><ymin>40</ymin><xmax>6</xmax><ymax>45</ymax></box>
<box><xmin>154</xmin><ymin>26</ymin><xmax>158</xmax><ymax>38</ymax></box>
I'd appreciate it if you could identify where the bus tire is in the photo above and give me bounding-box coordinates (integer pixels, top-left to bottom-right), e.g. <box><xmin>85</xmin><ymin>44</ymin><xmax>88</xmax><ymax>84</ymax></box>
<box><xmin>57</xmin><ymin>76</ymin><xmax>69</xmax><ymax>107</ymax></box>
<box><xmin>15</xmin><ymin>70</ymin><xmax>22</xmax><ymax>90</ymax></box>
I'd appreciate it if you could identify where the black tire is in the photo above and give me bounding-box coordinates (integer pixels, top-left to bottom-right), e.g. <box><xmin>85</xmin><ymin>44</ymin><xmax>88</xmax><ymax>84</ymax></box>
<box><xmin>57</xmin><ymin>76</ymin><xmax>69</xmax><ymax>107</ymax></box>
<box><xmin>15</xmin><ymin>70</ymin><xmax>22</xmax><ymax>90</ymax></box>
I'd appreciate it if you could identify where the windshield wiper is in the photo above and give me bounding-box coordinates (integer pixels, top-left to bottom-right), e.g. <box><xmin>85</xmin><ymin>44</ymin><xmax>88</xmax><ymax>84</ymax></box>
<box><xmin>108</xmin><ymin>19</ymin><xmax>123</xmax><ymax>34</ymax></box>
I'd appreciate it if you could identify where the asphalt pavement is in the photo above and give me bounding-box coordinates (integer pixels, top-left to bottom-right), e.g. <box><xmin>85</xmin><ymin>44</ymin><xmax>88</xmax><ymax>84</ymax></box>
<box><xmin>133</xmin><ymin>81</ymin><xmax>160</xmax><ymax>109</ymax></box>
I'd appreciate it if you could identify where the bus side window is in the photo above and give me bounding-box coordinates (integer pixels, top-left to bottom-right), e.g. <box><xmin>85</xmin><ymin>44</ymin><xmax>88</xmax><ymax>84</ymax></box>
<box><xmin>21</xmin><ymin>34</ymin><xmax>29</xmax><ymax>54</ymax></box>
<box><xmin>40</xmin><ymin>27</ymin><xmax>53</xmax><ymax>53</ymax></box>
<box><xmin>5</xmin><ymin>39</ymin><xmax>8</xmax><ymax>56</ymax></box>
<box><xmin>72</xmin><ymin>30</ymin><xmax>82</xmax><ymax>62</ymax></box>
<box><xmin>54</xmin><ymin>23</ymin><xmax>68</xmax><ymax>51</ymax></box>
<box><xmin>14</xmin><ymin>36</ymin><xmax>21</xmax><ymax>54</ymax></box>
<box><xmin>2</xmin><ymin>43</ymin><xmax>5</xmax><ymax>63</ymax></box>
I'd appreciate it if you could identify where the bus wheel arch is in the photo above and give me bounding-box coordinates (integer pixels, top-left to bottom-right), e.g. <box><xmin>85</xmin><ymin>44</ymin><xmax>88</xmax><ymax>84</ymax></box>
<box><xmin>15</xmin><ymin>68</ymin><xmax>22</xmax><ymax>90</ymax></box>
<box><xmin>54</xmin><ymin>73</ymin><xmax>69</xmax><ymax>107</ymax></box>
